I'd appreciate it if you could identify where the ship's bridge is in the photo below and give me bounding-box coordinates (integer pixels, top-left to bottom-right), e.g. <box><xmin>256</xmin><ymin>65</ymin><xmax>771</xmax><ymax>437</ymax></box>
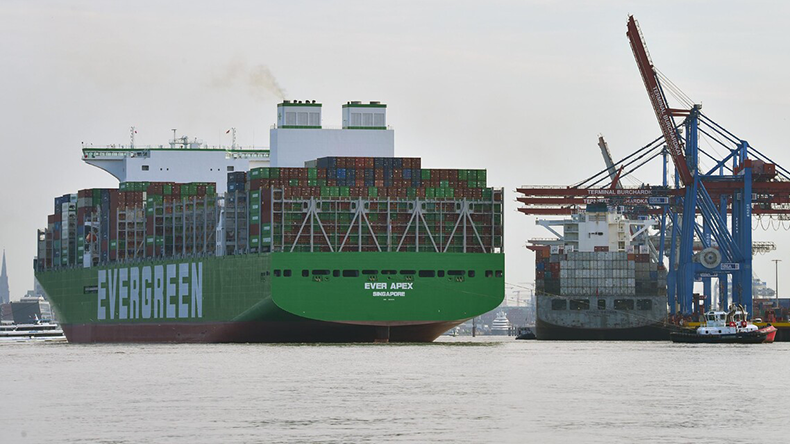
<box><xmin>82</xmin><ymin>139</ymin><xmax>270</xmax><ymax>193</ymax></box>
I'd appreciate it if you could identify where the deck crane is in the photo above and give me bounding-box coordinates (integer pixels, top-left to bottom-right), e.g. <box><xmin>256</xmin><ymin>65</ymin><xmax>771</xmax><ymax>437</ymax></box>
<box><xmin>518</xmin><ymin>16</ymin><xmax>790</xmax><ymax>317</ymax></box>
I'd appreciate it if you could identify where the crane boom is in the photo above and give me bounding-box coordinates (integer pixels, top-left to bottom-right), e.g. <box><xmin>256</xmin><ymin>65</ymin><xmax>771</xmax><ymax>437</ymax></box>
<box><xmin>626</xmin><ymin>15</ymin><xmax>693</xmax><ymax>186</ymax></box>
<box><xmin>597</xmin><ymin>135</ymin><xmax>618</xmax><ymax>182</ymax></box>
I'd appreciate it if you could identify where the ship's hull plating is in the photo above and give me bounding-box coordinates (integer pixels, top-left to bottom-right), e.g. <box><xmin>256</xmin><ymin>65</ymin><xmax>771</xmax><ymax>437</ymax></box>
<box><xmin>36</xmin><ymin>252</ymin><xmax>504</xmax><ymax>343</ymax></box>
<box><xmin>535</xmin><ymin>294</ymin><xmax>669</xmax><ymax>341</ymax></box>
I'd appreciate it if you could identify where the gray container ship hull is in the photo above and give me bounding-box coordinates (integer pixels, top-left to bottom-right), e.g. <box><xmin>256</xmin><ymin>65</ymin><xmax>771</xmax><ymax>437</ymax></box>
<box><xmin>535</xmin><ymin>293</ymin><xmax>669</xmax><ymax>340</ymax></box>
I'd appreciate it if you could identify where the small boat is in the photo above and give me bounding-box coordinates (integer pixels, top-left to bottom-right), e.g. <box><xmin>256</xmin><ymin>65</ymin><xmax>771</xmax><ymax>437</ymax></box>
<box><xmin>489</xmin><ymin>311</ymin><xmax>511</xmax><ymax>336</ymax></box>
<box><xmin>670</xmin><ymin>305</ymin><xmax>776</xmax><ymax>344</ymax></box>
<box><xmin>0</xmin><ymin>318</ymin><xmax>67</xmax><ymax>343</ymax></box>
<box><xmin>515</xmin><ymin>327</ymin><xmax>536</xmax><ymax>340</ymax></box>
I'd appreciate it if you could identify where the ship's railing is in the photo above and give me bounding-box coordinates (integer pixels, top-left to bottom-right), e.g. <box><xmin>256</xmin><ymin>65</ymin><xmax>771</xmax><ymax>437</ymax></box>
<box><xmin>81</xmin><ymin>146</ymin><xmax>270</xmax><ymax>160</ymax></box>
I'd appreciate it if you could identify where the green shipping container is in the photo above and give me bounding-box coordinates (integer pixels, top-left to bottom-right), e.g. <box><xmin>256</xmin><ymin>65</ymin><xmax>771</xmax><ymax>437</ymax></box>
<box><xmin>308</xmin><ymin>168</ymin><xmax>317</xmax><ymax>179</ymax></box>
<box><xmin>421</xmin><ymin>169</ymin><xmax>431</xmax><ymax>180</ymax></box>
<box><xmin>368</xmin><ymin>187</ymin><xmax>378</xmax><ymax>198</ymax></box>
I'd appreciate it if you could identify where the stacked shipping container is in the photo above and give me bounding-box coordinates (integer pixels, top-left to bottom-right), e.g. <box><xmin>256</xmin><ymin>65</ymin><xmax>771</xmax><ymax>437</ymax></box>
<box><xmin>37</xmin><ymin>156</ymin><xmax>504</xmax><ymax>269</ymax></box>
<box><xmin>534</xmin><ymin>246</ymin><xmax>667</xmax><ymax>298</ymax></box>
<box><xmin>244</xmin><ymin>157</ymin><xmax>502</xmax><ymax>254</ymax></box>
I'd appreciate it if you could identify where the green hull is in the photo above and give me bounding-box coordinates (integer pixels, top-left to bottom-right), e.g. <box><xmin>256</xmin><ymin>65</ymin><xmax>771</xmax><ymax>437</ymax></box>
<box><xmin>35</xmin><ymin>252</ymin><xmax>504</xmax><ymax>343</ymax></box>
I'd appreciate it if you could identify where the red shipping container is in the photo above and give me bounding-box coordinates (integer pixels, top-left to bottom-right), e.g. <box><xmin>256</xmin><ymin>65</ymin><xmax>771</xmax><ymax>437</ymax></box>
<box><xmin>261</xmin><ymin>188</ymin><xmax>272</xmax><ymax>223</ymax></box>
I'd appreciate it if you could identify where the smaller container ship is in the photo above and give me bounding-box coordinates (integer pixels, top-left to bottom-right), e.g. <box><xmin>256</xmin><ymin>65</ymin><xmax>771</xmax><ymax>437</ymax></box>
<box><xmin>529</xmin><ymin>204</ymin><xmax>669</xmax><ymax>340</ymax></box>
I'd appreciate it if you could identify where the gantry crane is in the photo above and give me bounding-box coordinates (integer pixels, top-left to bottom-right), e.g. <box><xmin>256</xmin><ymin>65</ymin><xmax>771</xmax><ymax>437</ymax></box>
<box><xmin>518</xmin><ymin>16</ymin><xmax>790</xmax><ymax>316</ymax></box>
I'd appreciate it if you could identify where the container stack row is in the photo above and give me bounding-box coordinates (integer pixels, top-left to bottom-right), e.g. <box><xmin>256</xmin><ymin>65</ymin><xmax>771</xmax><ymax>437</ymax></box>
<box><xmin>225</xmin><ymin>172</ymin><xmax>249</xmax><ymax>255</ymax></box>
<box><xmin>247</xmin><ymin>157</ymin><xmax>490</xmax><ymax>201</ymax></box>
<box><xmin>534</xmin><ymin>246</ymin><xmax>667</xmax><ymax>297</ymax></box>
<box><xmin>560</xmin><ymin>251</ymin><xmax>636</xmax><ymax>296</ymax></box>
<box><xmin>37</xmin><ymin>156</ymin><xmax>504</xmax><ymax>269</ymax></box>
<box><xmin>140</xmin><ymin>182</ymin><xmax>218</xmax><ymax>259</ymax></box>
<box><xmin>37</xmin><ymin>182</ymin><xmax>218</xmax><ymax>269</ymax></box>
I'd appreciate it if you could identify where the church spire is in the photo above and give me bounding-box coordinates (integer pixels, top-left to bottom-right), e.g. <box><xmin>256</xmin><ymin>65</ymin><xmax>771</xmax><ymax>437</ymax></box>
<box><xmin>0</xmin><ymin>250</ymin><xmax>9</xmax><ymax>304</ymax></box>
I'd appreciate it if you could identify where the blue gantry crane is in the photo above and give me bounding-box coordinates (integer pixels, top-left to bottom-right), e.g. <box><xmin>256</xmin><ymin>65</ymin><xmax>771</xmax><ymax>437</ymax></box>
<box><xmin>517</xmin><ymin>16</ymin><xmax>790</xmax><ymax>317</ymax></box>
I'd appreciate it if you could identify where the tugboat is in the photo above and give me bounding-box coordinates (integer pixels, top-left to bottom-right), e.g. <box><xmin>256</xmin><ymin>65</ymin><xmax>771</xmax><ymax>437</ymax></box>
<box><xmin>515</xmin><ymin>327</ymin><xmax>536</xmax><ymax>340</ymax></box>
<box><xmin>670</xmin><ymin>305</ymin><xmax>777</xmax><ymax>344</ymax></box>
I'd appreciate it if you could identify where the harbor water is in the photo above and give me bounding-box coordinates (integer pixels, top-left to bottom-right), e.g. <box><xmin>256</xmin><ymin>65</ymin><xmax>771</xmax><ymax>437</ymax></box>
<box><xmin>1</xmin><ymin>337</ymin><xmax>787</xmax><ymax>443</ymax></box>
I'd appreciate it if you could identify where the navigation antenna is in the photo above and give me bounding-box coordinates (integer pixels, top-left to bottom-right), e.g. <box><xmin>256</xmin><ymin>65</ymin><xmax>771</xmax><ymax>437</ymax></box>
<box><xmin>130</xmin><ymin>126</ymin><xmax>136</xmax><ymax>148</ymax></box>
<box><xmin>231</xmin><ymin>127</ymin><xmax>237</xmax><ymax>149</ymax></box>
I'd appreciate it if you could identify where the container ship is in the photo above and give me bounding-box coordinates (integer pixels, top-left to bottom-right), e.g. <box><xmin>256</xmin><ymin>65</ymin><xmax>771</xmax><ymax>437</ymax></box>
<box><xmin>34</xmin><ymin>100</ymin><xmax>505</xmax><ymax>343</ymax></box>
<box><xmin>529</xmin><ymin>204</ymin><xmax>668</xmax><ymax>340</ymax></box>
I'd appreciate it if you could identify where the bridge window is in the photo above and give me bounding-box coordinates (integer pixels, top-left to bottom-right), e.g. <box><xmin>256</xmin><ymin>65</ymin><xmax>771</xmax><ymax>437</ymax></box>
<box><xmin>551</xmin><ymin>299</ymin><xmax>567</xmax><ymax>310</ymax></box>
<box><xmin>448</xmin><ymin>270</ymin><xmax>465</xmax><ymax>276</ymax></box>
<box><xmin>597</xmin><ymin>299</ymin><xmax>606</xmax><ymax>310</ymax></box>
<box><xmin>274</xmin><ymin>269</ymin><xmax>281</xmax><ymax>277</ymax></box>
<box><xmin>333</xmin><ymin>270</ymin><xmax>340</xmax><ymax>277</ymax></box>
<box><xmin>400</xmin><ymin>270</ymin><xmax>416</xmax><ymax>275</ymax></box>
<box><xmin>419</xmin><ymin>270</ymin><xmax>435</xmax><ymax>277</ymax></box>
<box><xmin>381</xmin><ymin>270</ymin><xmax>397</xmax><ymax>275</ymax></box>
<box><xmin>437</xmin><ymin>270</ymin><xmax>445</xmax><ymax>277</ymax></box>
<box><xmin>495</xmin><ymin>270</ymin><xmax>503</xmax><ymax>278</ymax></box>
<box><xmin>468</xmin><ymin>270</ymin><xmax>475</xmax><ymax>278</ymax></box>
<box><xmin>283</xmin><ymin>270</ymin><xmax>292</xmax><ymax>277</ymax></box>
<box><xmin>142</xmin><ymin>165</ymin><xmax>149</xmax><ymax>171</ymax></box>
<box><xmin>227</xmin><ymin>166</ymin><xmax>234</xmax><ymax>171</ymax></box>
<box><xmin>312</xmin><ymin>270</ymin><xmax>330</xmax><ymax>276</ymax></box>
<box><xmin>302</xmin><ymin>270</ymin><xmax>309</xmax><ymax>277</ymax></box>
<box><xmin>485</xmin><ymin>270</ymin><xmax>493</xmax><ymax>278</ymax></box>
<box><xmin>362</xmin><ymin>270</ymin><xmax>378</xmax><ymax>275</ymax></box>
<box><xmin>342</xmin><ymin>270</ymin><xmax>360</xmax><ymax>277</ymax></box>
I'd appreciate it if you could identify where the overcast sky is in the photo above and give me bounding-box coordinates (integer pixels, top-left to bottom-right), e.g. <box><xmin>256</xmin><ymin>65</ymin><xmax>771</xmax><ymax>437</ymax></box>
<box><xmin>2</xmin><ymin>1</ymin><xmax>789</xmax><ymax>300</ymax></box>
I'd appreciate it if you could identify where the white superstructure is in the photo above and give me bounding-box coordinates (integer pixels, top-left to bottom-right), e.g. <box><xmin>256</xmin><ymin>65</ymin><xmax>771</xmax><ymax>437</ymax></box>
<box><xmin>533</xmin><ymin>205</ymin><xmax>656</xmax><ymax>254</ymax></box>
<box><xmin>82</xmin><ymin>100</ymin><xmax>395</xmax><ymax>191</ymax></box>
<box><xmin>270</xmin><ymin>100</ymin><xmax>394</xmax><ymax>168</ymax></box>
